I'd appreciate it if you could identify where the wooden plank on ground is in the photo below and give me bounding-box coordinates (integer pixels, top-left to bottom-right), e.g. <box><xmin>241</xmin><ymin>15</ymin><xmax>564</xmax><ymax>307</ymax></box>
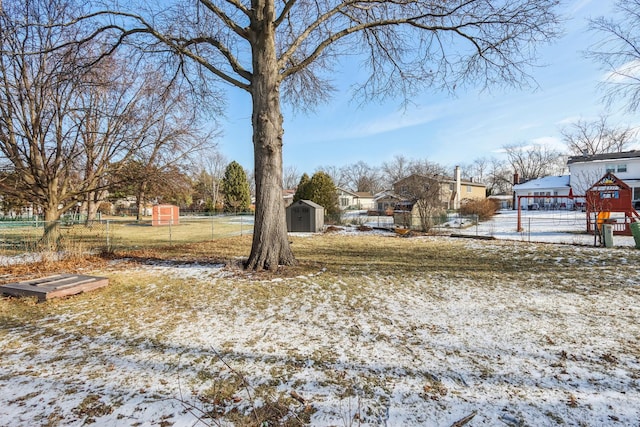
<box><xmin>0</xmin><ymin>274</ymin><xmax>109</xmax><ymax>301</ymax></box>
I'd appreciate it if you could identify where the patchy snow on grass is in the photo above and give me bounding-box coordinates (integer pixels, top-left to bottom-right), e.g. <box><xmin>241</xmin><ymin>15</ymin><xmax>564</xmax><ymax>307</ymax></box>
<box><xmin>1</xmin><ymin>214</ymin><xmax>640</xmax><ymax>426</ymax></box>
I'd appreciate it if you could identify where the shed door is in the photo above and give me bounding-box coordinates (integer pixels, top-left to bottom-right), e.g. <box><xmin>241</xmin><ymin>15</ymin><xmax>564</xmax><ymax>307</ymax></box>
<box><xmin>291</xmin><ymin>206</ymin><xmax>311</xmax><ymax>232</ymax></box>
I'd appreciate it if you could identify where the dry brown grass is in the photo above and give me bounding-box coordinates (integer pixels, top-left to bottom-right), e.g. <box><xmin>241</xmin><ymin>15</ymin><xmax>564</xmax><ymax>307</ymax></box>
<box><xmin>0</xmin><ymin>216</ymin><xmax>253</xmax><ymax>256</ymax></box>
<box><xmin>0</xmin><ymin>255</ymin><xmax>110</xmax><ymax>285</ymax></box>
<box><xmin>2</xmin><ymin>232</ymin><xmax>640</xmax><ymax>426</ymax></box>
<box><xmin>2</xmin><ymin>231</ymin><xmax>635</xmax><ymax>288</ymax></box>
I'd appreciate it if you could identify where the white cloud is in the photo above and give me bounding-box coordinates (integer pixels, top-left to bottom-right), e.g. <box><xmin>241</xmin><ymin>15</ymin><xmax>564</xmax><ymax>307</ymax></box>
<box><xmin>568</xmin><ymin>0</ymin><xmax>594</xmax><ymax>15</ymax></box>
<box><xmin>531</xmin><ymin>136</ymin><xmax>566</xmax><ymax>151</ymax></box>
<box><xmin>603</xmin><ymin>59</ymin><xmax>640</xmax><ymax>83</ymax></box>
<box><xmin>556</xmin><ymin>115</ymin><xmax>585</xmax><ymax>125</ymax></box>
<box><xmin>356</xmin><ymin>107</ymin><xmax>441</xmax><ymax>137</ymax></box>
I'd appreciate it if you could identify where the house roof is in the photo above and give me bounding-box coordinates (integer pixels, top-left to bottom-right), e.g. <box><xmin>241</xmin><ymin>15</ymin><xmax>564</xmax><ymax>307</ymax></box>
<box><xmin>513</xmin><ymin>175</ymin><xmax>570</xmax><ymax>191</ymax></box>
<box><xmin>336</xmin><ymin>187</ymin><xmax>374</xmax><ymax>198</ymax></box>
<box><xmin>373</xmin><ymin>191</ymin><xmax>402</xmax><ymax>201</ymax></box>
<box><xmin>567</xmin><ymin>150</ymin><xmax>640</xmax><ymax>164</ymax></box>
<box><xmin>395</xmin><ymin>173</ymin><xmax>486</xmax><ymax>187</ymax></box>
<box><xmin>354</xmin><ymin>191</ymin><xmax>374</xmax><ymax>198</ymax></box>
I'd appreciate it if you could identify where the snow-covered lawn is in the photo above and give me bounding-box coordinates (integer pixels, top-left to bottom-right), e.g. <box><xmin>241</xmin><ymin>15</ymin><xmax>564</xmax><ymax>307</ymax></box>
<box><xmin>1</xmin><ymin>227</ymin><xmax>639</xmax><ymax>426</ymax></box>
<box><xmin>446</xmin><ymin>209</ymin><xmax>637</xmax><ymax>247</ymax></box>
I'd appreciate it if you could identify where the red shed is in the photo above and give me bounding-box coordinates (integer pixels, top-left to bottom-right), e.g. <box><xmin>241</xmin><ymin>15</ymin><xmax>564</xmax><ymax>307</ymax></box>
<box><xmin>152</xmin><ymin>204</ymin><xmax>179</xmax><ymax>226</ymax></box>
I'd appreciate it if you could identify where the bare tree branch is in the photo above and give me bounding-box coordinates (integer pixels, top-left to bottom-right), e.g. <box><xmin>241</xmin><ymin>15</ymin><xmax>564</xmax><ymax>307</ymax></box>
<box><xmin>588</xmin><ymin>0</ymin><xmax>640</xmax><ymax>112</ymax></box>
<box><xmin>561</xmin><ymin>115</ymin><xmax>638</xmax><ymax>156</ymax></box>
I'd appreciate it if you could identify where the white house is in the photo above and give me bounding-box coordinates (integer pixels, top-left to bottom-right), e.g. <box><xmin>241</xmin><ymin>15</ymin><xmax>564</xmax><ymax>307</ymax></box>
<box><xmin>336</xmin><ymin>187</ymin><xmax>375</xmax><ymax>211</ymax></box>
<box><xmin>513</xmin><ymin>175</ymin><xmax>572</xmax><ymax>210</ymax></box>
<box><xmin>567</xmin><ymin>151</ymin><xmax>640</xmax><ymax>205</ymax></box>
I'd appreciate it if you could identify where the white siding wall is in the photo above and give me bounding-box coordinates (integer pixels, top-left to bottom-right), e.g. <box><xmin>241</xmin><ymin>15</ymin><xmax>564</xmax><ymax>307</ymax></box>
<box><xmin>569</xmin><ymin>159</ymin><xmax>640</xmax><ymax>198</ymax></box>
<box><xmin>513</xmin><ymin>187</ymin><xmax>572</xmax><ymax>209</ymax></box>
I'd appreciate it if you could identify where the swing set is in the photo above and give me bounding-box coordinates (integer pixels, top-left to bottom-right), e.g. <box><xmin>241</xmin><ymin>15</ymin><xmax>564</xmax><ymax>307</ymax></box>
<box><xmin>585</xmin><ymin>172</ymin><xmax>640</xmax><ymax>236</ymax></box>
<box><xmin>516</xmin><ymin>172</ymin><xmax>640</xmax><ymax>235</ymax></box>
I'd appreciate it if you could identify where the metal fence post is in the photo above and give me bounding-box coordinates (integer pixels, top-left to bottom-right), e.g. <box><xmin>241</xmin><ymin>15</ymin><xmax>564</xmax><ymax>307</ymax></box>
<box><xmin>106</xmin><ymin>220</ymin><xmax>110</xmax><ymax>250</ymax></box>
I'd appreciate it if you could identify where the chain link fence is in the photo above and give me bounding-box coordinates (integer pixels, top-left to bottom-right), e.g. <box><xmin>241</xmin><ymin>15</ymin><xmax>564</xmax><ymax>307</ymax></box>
<box><xmin>0</xmin><ymin>214</ymin><xmax>255</xmax><ymax>257</ymax></box>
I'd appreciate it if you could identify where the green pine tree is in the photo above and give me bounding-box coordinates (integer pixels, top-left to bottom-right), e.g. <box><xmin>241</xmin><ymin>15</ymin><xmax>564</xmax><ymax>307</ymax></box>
<box><xmin>221</xmin><ymin>161</ymin><xmax>251</xmax><ymax>213</ymax></box>
<box><xmin>308</xmin><ymin>171</ymin><xmax>339</xmax><ymax>216</ymax></box>
<box><xmin>293</xmin><ymin>173</ymin><xmax>312</xmax><ymax>202</ymax></box>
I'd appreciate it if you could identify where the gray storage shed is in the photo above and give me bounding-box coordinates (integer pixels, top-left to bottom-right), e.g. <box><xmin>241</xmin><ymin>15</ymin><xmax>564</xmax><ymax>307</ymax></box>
<box><xmin>286</xmin><ymin>200</ymin><xmax>324</xmax><ymax>232</ymax></box>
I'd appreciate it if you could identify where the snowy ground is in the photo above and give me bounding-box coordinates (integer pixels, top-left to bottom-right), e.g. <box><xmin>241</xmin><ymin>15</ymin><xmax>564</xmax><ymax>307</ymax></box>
<box><xmin>1</xmin><ymin>214</ymin><xmax>640</xmax><ymax>426</ymax></box>
<box><xmin>447</xmin><ymin>209</ymin><xmax>637</xmax><ymax>247</ymax></box>
<box><xmin>358</xmin><ymin>209</ymin><xmax>638</xmax><ymax>247</ymax></box>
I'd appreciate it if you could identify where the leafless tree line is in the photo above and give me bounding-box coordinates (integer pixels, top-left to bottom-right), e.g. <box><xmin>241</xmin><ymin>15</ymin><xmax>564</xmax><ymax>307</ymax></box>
<box><xmin>281</xmin><ymin>111</ymin><xmax>637</xmax><ymax>198</ymax></box>
<box><xmin>64</xmin><ymin>0</ymin><xmax>561</xmax><ymax>270</ymax></box>
<box><xmin>0</xmin><ymin>0</ymin><xmax>216</xmax><ymax>245</ymax></box>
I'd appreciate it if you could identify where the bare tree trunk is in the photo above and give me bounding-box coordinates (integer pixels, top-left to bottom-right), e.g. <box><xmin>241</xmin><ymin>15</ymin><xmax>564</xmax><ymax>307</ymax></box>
<box><xmin>136</xmin><ymin>190</ymin><xmax>146</xmax><ymax>221</ymax></box>
<box><xmin>136</xmin><ymin>180</ymin><xmax>149</xmax><ymax>221</ymax></box>
<box><xmin>41</xmin><ymin>202</ymin><xmax>62</xmax><ymax>250</ymax></box>
<box><xmin>245</xmin><ymin>3</ymin><xmax>296</xmax><ymax>270</ymax></box>
<box><xmin>86</xmin><ymin>189</ymin><xmax>106</xmax><ymax>222</ymax></box>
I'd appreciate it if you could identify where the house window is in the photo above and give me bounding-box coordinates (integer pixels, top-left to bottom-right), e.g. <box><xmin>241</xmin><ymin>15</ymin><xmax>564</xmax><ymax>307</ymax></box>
<box><xmin>340</xmin><ymin>197</ymin><xmax>350</xmax><ymax>207</ymax></box>
<box><xmin>449</xmin><ymin>183</ymin><xmax>454</xmax><ymax>191</ymax></box>
<box><xmin>466</xmin><ymin>185</ymin><xmax>472</xmax><ymax>193</ymax></box>
<box><xmin>606</xmin><ymin>164</ymin><xmax>627</xmax><ymax>173</ymax></box>
<box><xmin>633</xmin><ymin>187</ymin><xmax>640</xmax><ymax>201</ymax></box>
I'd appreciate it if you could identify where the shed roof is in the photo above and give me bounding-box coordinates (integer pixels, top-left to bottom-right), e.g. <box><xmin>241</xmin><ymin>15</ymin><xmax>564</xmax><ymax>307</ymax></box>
<box><xmin>288</xmin><ymin>199</ymin><xmax>324</xmax><ymax>209</ymax></box>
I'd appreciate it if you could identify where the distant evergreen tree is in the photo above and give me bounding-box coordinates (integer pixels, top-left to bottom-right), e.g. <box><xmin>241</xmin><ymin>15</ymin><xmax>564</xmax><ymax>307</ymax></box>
<box><xmin>309</xmin><ymin>171</ymin><xmax>339</xmax><ymax>216</ymax></box>
<box><xmin>221</xmin><ymin>161</ymin><xmax>251</xmax><ymax>213</ymax></box>
<box><xmin>293</xmin><ymin>171</ymin><xmax>339</xmax><ymax>217</ymax></box>
<box><xmin>293</xmin><ymin>173</ymin><xmax>312</xmax><ymax>202</ymax></box>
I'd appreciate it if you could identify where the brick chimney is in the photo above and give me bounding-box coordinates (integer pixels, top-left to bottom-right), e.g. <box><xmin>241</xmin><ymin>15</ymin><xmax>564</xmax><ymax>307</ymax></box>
<box><xmin>454</xmin><ymin>165</ymin><xmax>461</xmax><ymax>209</ymax></box>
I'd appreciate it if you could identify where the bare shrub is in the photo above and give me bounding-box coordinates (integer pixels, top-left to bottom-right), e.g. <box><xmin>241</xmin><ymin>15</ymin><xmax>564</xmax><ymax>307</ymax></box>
<box><xmin>460</xmin><ymin>199</ymin><xmax>500</xmax><ymax>221</ymax></box>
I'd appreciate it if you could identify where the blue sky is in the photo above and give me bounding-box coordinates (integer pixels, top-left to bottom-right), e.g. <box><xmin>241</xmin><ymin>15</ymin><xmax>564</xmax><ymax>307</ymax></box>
<box><xmin>218</xmin><ymin>0</ymin><xmax>635</xmax><ymax>175</ymax></box>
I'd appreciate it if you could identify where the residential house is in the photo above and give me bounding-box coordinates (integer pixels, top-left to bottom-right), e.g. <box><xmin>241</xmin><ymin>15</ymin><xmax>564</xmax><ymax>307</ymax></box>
<box><xmin>392</xmin><ymin>166</ymin><xmax>486</xmax><ymax>211</ymax></box>
<box><xmin>373</xmin><ymin>191</ymin><xmax>403</xmax><ymax>215</ymax></box>
<box><xmin>510</xmin><ymin>150</ymin><xmax>640</xmax><ymax>211</ymax></box>
<box><xmin>488</xmin><ymin>194</ymin><xmax>513</xmax><ymax>210</ymax></box>
<box><xmin>336</xmin><ymin>187</ymin><xmax>375</xmax><ymax>211</ymax></box>
<box><xmin>567</xmin><ymin>150</ymin><xmax>640</xmax><ymax>205</ymax></box>
<box><xmin>513</xmin><ymin>175</ymin><xmax>572</xmax><ymax>210</ymax></box>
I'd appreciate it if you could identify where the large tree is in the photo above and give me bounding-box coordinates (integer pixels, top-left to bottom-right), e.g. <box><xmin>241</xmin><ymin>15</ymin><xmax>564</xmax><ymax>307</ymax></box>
<box><xmin>395</xmin><ymin>174</ymin><xmax>444</xmax><ymax>232</ymax></box>
<box><xmin>293</xmin><ymin>173</ymin><xmax>312</xmax><ymax>202</ymax></box>
<box><xmin>221</xmin><ymin>161</ymin><xmax>251</xmax><ymax>213</ymax></box>
<box><xmin>115</xmin><ymin>73</ymin><xmax>214</xmax><ymax>221</ymax></box>
<box><xmin>588</xmin><ymin>0</ymin><xmax>640</xmax><ymax>112</ymax></box>
<box><xmin>381</xmin><ymin>155</ymin><xmax>413</xmax><ymax>189</ymax></box>
<box><xmin>0</xmin><ymin>0</ymin><xmax>153</xmax><ymax>245</ymax></box>
<box><xmin>81</xmin><ymin>0</ymin><xmax>560</xmax><ymax>269</ymax></box>
<box><xmin>503</xmin><ymin>142</ymin><xmax>565</xmax><ymax>182</ymax></box>
<box><xmin>561</xmin><ymin>115</ymin><xmax>637</xmax><ymax>156</ymax></box>
<box><xmin>193</xmin><ymin>151</ymin><xmax>228</xmax><ymax>212</ymax></box>
<box><xmin>340</xmin><ymin>161</ymin><xmax>382</xmax><ymax>193</ymax></box>
<box><xmin>308</xmin><ymin>171</ymin><xmax>339</xmax><ymax>217</ymax></box>
<box><xmin>381</xmin><ymin>155</ymin><xmax>446</xmax><ymax>189</ymax></box>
